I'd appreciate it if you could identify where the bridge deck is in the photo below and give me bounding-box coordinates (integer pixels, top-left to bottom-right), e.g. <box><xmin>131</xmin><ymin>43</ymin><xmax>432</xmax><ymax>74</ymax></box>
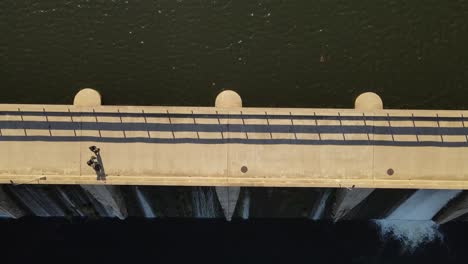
<box><xmin>1</xmin><ymin>104</ymin><xmax>468</xmax><ymax>189</ymax></box>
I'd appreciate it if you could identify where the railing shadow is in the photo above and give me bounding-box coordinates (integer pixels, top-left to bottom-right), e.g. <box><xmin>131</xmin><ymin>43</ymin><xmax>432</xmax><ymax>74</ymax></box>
<box><xmin>1</xmin><ymin>109</ymin><xmax>468</xmax><ymax>147</ymax></box>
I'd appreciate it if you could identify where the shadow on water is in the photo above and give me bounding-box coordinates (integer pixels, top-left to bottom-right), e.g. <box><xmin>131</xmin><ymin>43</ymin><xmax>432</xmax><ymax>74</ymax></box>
<box><xmin>0</xmin><ymin>217</ymin><xmax>467</xmax><ymax>263</ymax></box>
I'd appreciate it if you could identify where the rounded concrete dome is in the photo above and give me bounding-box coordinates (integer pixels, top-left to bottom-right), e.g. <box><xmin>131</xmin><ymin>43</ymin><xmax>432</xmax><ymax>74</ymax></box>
<box><xmin>215</xmin><ymin>90</ymin><xmax>242</xmax><ymax>108</ymax></box>
<box><xmin>354</xmin><ymin>92</ymin><xmax>383</xmax><ymax>111</ymax></box>
<box><xmin>73</xmin><ymin>88</ymin><xmax>102</xmax><ymax>106</ymax></box>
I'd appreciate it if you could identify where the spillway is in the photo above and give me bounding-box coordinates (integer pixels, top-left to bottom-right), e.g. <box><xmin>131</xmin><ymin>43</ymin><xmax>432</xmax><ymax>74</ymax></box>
<box><xmin>1</xmin><ymin>89</ymin><xmax>468</xmax><ymax>223</ymax></box>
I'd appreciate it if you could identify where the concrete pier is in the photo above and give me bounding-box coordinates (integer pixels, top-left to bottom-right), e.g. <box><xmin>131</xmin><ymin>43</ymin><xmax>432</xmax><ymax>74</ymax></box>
<box><xmin>0</xmin><ymin>186</ymin><xmax>27</xmax><ymax>218</ymax></box>
<box><xmin>433</xmin><ymin>191</ymin><xmax>468</xmax><ymax>223</ymax></box>
<box><xmin>215</xmin><ymin>187</ymin><xmax>240</xmax><ymax>220</ymax></box>
<box><xmin>4</xmin><ymin>185</ymin><xmax>67</xmax><ymax>217</ymax></box>
<box><xmin>331</xmin><ymin>188</ymin><xmax>374</xmax><ymax>221</ymax></box>
<box><xmin>81</xmin><ymin>185</ymin><xmax>127</xmax><ymax>219</ymax></box>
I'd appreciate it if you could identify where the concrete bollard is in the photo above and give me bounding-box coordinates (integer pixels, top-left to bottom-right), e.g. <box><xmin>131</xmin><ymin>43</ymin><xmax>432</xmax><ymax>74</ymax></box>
<box><xmin>73</xmin><ymin>88</ymin><xmax>102</xmax><ymax>106</ymax></box>
<box><xmin>215</xmin><ymin>90</ymin><xmax>242</xmax><ymax>108</ymax></box>
<box><xmin>354</xmin><ymin>92</ymin><xmax>383</xmax><ymax>111</ymax></box>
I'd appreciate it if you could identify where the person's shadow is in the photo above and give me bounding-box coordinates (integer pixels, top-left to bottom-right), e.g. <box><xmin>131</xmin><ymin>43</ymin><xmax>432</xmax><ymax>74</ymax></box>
<box><xmin>95</xmin><ymin>151</ymin><xmax>107</xmax><ymax>181</ymax></box>
<box><xmin>89</xmin><ymin>146</ymin><xmax>107</xmax><ymax>181</ymax></box>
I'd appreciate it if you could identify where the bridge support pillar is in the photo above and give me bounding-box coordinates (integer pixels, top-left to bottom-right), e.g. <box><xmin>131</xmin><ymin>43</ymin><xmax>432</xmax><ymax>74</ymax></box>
<box><xmin>309</xmin><ymin>189</ymin><xmax>334</xmax><ymax>220</ymax></box>
<box><xmin>331</xmin><ymin>188</ymin><xmax>374</xmax><ymax>221</ymax></box>
<box><xmin>215</xmin><ymin>187</ymin><xmax>240</xmax><ymax>221</ymax></box>
<box><xmin>434</xmin><ymin>191</ymin><xmax>468</xmax><ymax>224</ymax></box>
<box><xmin>81</xmin><ymin>185</ymin><xmax>127</xmax><ymax>219</ymax></box>
<box><xmin>4</xmin><ymin>185</ymin><xmax>67</xmax><ymax>217</ymax></box>
<box><xmin>214</xmin><ymin>89</ymin><xmax>242</xmax><ymax>221</ymax></box>
<box><xmin>0</xmin><ymin>186</ymin><xmax>27</xmax><ymax>218</ymax></box>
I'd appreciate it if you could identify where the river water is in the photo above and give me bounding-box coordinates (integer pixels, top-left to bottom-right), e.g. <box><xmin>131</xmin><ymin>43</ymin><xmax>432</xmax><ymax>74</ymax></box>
<box><xmin>2</xmin><ymin>1</ymin><xmax>468</xmax><ymax>262</ymax></box>
<box><xmin>0</xmin><ymin>218</ymin><xmax>467</xmax><ymax>263</ymax></box>
<box><xmin>1</xmin><ymin>0</ymin><xmax>468</xmax><ymax>109</ymax></box>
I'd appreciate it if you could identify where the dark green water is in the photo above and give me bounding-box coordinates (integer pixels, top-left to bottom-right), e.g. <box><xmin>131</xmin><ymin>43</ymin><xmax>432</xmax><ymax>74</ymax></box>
<box><xmin>1</xmin><ymin>0</ymin><xmax>468</xmax><ymax>109</ymax></box>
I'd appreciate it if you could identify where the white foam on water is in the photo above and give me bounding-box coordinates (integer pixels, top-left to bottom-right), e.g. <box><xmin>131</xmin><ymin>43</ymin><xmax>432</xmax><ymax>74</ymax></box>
<box><xmin>136</xmin><ymin>187</ymin><xmax>156</xmax><ymax>218</ymax></box>
<box><xmin>375</xmin><ymin>189</ymin><xmax>461</xmax><ymax>251</ymax></box>
<box><xmin>375</xmin><ymin>220</ymin><xmax>442</xmax><ymax>251</ymax></box>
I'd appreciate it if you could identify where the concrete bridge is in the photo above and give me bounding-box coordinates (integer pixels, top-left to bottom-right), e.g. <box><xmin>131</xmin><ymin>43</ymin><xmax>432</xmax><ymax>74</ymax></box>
<box><xmin>1</xmin><ymin>89</ymin><xmax>468</xmax><ymax>223</ymax></box>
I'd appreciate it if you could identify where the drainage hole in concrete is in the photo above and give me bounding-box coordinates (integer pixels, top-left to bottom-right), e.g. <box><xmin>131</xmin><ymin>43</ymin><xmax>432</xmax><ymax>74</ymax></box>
<box><xmin>241</xmin><ymin>166</ymin><xmax>248</xmax><ymax>173</ymax></box>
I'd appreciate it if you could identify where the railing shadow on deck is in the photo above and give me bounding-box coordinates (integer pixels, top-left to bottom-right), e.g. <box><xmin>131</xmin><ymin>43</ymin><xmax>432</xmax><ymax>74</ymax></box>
<box><xmin>0</xmin><ymin>109</ymin><xmax>468</xmax><ymax>147</ymax></box>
